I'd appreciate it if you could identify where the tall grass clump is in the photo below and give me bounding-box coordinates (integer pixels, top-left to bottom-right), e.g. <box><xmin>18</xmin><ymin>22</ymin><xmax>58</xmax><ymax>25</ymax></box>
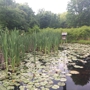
<box><xmin>0</xmin><ymin>29</ymin><xmax>27</xmax><ymax>72</ymax></box>
<box><xmin>34</xmin><ymin>28</ymin><xmax>61</xmax><ymax>54</ymax></box>
<box><xmin>28</xmin><ymin>27</ymin><xmax>61</xmax><ymax>54</ymax></box>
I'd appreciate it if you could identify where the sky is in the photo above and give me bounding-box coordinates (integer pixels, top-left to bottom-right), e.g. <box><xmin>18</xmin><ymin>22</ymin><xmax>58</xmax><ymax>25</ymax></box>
<box><xmin>15</xmin><ymin>0</ymin><xmax>70</xmax><ymax>14</ymax></box>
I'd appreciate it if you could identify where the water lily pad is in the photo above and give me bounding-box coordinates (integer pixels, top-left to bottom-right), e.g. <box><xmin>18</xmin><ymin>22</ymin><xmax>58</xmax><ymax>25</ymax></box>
<box><xmin>53</xmin><ymin>74</ymin><xmax>59</xmax><ymax>78</ymax></box>
<box><xmin>61</xmin><ymin>72</ymin><xmax>66</xmax><ymax>74</ymax></box>
<box><xmin>54</xmin><ymin>77</ymin><xmax>60</xmax><ymax>81</ymax></box>
<box><xmin>35</xmin><ymin>83</ymin><xmax>40</xmax><ymax>87</ymax></box>
<box><xmin>74</xmin><ymin>65</ymin><xmax>81</xmax><ymax>68</ymax></box>
<box><xmin>60</xmin><ymin>78</ymin><xmax>67</xmax><ymax>82</ymax></box>
<box><xmin>0</xmin><ymin>86</ymin><xmax>7</xmax><ymax>90</ymax></box>
<box><xmin>52</xmin><ymin>85</ymin><xmax>59</xmax><ymax>89</ymax></box>
<box><xmin>70</xmin><ymin>70</ymin><xmax>79</xmax><ymax>74</ymax></box>
<box><xmin>60</xmin><ymin>74</ymin><xmax>66</xmax><ymax>78</ymax></box>
<box><xmin>26</xmin><ymin>85</ymin><xmax>33</xmax><ymax>89</ymax></box>
<box><xmin>7</xmin><ymin>86</ymin><xmax>14</xmax><ymax>90</ymax></box>
<box><xmin>40</xmin><ymin>81</ymin><xmax>47</xmax><ymax>86</ymax></box>
<box><xmin>66</xmin><ymin>73</ymin><xmax>72</xmax><ymax>76</ymax></box>
<box><xmin>48</xmin><ymin>80</ymin><xmax>53</xmax><ymax>84</ymax></box>
<box><xmin>45</xmin><ymin>84</ymin><xmax>52</xmax><ymax>88</ymax></box>
<box><xmin>58</xmin><ymin>82</ymin><xmax>65</xmax><ymax>86</ymax></box>
<box><xmin>3</xmin><ymin>81</ymin><xmax>9</xmax><ymax>87</ymax></box>
<box><xmin>19</xmin><ymin>86</ymin><xmax>26</xmax><ymax>90</ymax></box>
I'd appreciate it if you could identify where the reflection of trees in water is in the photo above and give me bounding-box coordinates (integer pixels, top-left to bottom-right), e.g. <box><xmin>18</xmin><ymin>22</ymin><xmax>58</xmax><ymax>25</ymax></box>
<box><xmin>70</xmin><ymin>73</ymin><xmax>90</xmax><ymax>86</ymax></box>
<box><xmin>63</xmin><ymin>82</ymin><xmax>66</xmax><ymax>90</ymax></box>
<box><xmin>67</xmin><ymin>57</ymin><xmax>90</xmax><ymax>86</ymax></box>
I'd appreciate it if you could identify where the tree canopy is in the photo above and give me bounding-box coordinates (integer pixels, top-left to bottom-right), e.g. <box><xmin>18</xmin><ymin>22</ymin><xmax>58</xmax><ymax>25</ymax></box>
<box><xmin>67</xmin><ymin>0</ymin><xmax>90</xmax><ymax>27</ymax></box>
<box><xmin>0</xmin><ymin>0</ymin><xmax>90</xmax><ymax>30</ymax></box>
<box><xmin>36</xmin><ymin>9</ymin><xmax>61</xmax><ymax>28</ymax></box>
<box><xmin>0</xmin><ymin>0</ymin><xmax>37</xmax><ymax>31</ymax></box>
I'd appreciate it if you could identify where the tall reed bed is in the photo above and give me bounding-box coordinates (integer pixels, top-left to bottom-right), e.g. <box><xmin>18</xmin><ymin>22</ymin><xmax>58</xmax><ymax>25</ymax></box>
<box><xmin>30</xmin><ymin>29</ymin><xmax>61</xmax><ymax>53</ymax></box>
<box><xmin>0</xmin><ymin>29</ymin><xmax>30</xmax><ymax>72</ymax></box>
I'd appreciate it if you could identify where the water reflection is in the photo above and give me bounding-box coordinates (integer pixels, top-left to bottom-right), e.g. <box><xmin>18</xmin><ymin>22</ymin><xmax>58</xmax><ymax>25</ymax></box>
<box><xmin>68</xmin><ymin>56</ymin><xmax>90</xmax><ymax>86</ymax></box>
<box><xmin>63</xmin><ymin>82</ymin><xmax>66</xmax><ymax>90</ymax></box>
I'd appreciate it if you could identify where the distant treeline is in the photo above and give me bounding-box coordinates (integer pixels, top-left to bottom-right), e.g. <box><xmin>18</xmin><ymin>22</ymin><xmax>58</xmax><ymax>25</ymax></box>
<box><xmin>0</xmin><ymin>0</ymin><xmax>90</xmax><ymax>31</ymax></box>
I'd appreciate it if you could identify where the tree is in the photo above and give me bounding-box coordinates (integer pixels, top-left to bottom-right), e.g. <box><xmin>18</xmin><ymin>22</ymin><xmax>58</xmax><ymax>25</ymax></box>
<box><xmin>59</xmin><ymin>12</ymin><xmax>67</xmax><ymax>28</ymax></box>
<box><xmin>36</xmin><ymin>9</ymin><xmax>51</xmax><ymax>28</ymax></box>
<box><xmin>36</xmin><ymin>9</ymin><xmax>60</xmax><ymax>28</ymax></box>
<box><xmin>0</xmin><ymin>0</ymin><xmax>38</xmax><ymax>31</ymax></box>
<box><xmin>67</xmin><ymin>0</ymin><xmax>90</xmax><ymax>27</ymax></box>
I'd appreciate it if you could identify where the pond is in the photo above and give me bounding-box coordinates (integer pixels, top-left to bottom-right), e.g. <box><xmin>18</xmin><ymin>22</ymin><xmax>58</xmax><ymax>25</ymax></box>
<box><xmin>0</xmin><ymin>43</ymin><xmax>90</xmax><ymax>90</ymax></box>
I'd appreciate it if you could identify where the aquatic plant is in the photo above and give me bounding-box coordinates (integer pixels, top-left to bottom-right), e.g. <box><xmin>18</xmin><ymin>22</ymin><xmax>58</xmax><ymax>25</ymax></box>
<box><xmin>0</xmin><ymin>29</ymin><xmax>26</xmax><ymax>72</ymax></box>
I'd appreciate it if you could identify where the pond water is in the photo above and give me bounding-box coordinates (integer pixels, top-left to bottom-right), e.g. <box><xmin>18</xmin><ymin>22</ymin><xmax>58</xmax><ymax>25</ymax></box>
<box><xmin>1</xmin><ymin>43</ymin><xmax>90</xmax><ymax>90</ymax></box>
<box><xmin>49</xmin><ymin>53</ymin><xmax>90</xmax><ymax>90</ymax></box>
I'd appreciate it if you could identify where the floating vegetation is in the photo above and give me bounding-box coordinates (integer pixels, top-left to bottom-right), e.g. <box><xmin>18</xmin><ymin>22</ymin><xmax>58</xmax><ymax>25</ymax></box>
<box><xmin>70</xmin><ymin>70</ymin><xmax>80</xmax><ymax>74</ymax></box>
<box><xmin>58</xmin><ymin>82</ymin><xmax>65</xmax><ymax>86</ymax></box>
<box><xmin>66</xmin><ymin>73</ymin><xmax>72</xmax><ymax>76</ymax></box>
<box><xmin>60</xmin><ymin>78</ymin><xmax>67</xmax><ymax>82</ymax></box>
<box><xmin>52</xmin><ymin>85</ymin><xmax>59</xmax><ymax>89</ymax></box>
<box><xmin>74</xmin><ymin>65</ymin><xmax>83</xmax><ymax>68</ymax></box>
<box><xmin>0</xmin><ymin>43</ymin><xmax>90</xmax><ymax>90</ymax></box>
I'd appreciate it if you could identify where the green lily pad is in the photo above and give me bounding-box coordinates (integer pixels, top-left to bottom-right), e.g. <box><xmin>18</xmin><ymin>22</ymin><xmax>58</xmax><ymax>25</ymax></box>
<box><xmin>19</xmin><ymin>86</ymin><xmax>26</xmax><ymax>90</ymax></box>
<box><xmin>26</xmin><ymin>85</ymin><xmax>33</xmax><ymax>89</ymax></box>
<box><xmin>66</xmin><ymin>73</ymin><xmax>72</xmax><ymax>76</ymax></box>
<box><xmin>60</xmin><ymin>78</ymin><xmax>67</xmax><ymax>82</ymax></box>
<box><xmin>52</xmin><ymin>85</ymin><xmax>59</xmax><ymax>89</ymax></box>
<box><xmin>0</xmin><ymin>85</ymin><xmax>7</xmax><ymax>90</ymax></box>
<box><xmin>70</xmin><ymin>70</ymin><xmax>79</xmax><ymax>74</ymax></box>
<box><xmin>58</xmin><ymin>82</ymin><xmax>65</xmax><ymax>86</ymax></box>
<box><xmin>7</xmin><ymin>86</ymin><xmax>14</xmax><ymax>90</ymax></box>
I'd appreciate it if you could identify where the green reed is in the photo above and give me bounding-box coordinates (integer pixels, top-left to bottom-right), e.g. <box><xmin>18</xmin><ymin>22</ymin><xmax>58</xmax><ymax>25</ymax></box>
<box><xmin>0</xmin><ymin>29</ymin><xmax>27</xmax><ymax>72</ymax></box>
<box><xmin>33</xmin><ymin>29</ymin><xmax>61</xmax><ymax>54</ymax></box>
<box><xmin>0</xmin><ymin>30</ymin><xmax>9</xmax><ymax>72</ymax></box>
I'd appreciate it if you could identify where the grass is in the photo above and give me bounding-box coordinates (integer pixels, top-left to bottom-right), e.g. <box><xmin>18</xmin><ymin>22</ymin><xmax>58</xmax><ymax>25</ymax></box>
<box><xmin>0</xmin><ymin>29</ymin><xmax>26</xmax><ymax>72</ymax></box>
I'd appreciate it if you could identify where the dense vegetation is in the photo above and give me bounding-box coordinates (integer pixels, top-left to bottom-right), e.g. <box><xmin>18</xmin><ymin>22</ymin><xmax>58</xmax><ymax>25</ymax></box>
<box><xmin>0</xmin><ymin>28</ymin><xmax>61</xmax><ymax>72</ymax></box>
<box><xmin>67</xmin><ymin>0</ymin><xmax>90</xmax><ymax>27</ymax></box>
<box><xmin>0</xmin><ymin>26</ymin><xmax>90</xmax><ymax>72</ymax></box>
<box><xmin>0</xmin><ymin>0</ymin><xmax>90</xmax><ymax>30</ymax></box>
<box><xmin>0</xmin><ymin>0</ymin><xmax>90</xmax><ymax>72</ymax></box>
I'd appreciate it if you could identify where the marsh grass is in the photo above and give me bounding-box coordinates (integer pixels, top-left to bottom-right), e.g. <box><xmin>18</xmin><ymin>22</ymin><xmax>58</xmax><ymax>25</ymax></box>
<box><xmin>0</xmin><ymin>30</ymin><xmax>9</xmax><ymax>72</ymax></box>
<box><xmin>0</xmin><ymin>29</ymin><xmax>27</xmax><ymax>72</ymax></box>
<box><xmin>35</xmin><ymin>29</ymin><xmax>61</xmax><ymax>54</ymax></box>
<box><xmin>0</xmin><ymin>28</ymin><xmax>61</xmax><ymax>72</ymax></box>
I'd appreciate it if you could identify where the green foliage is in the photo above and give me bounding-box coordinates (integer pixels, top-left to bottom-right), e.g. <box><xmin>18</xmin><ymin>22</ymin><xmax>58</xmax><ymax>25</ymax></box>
<box><xmin>36</xmin><ymin>9</ymin><xmax>61</xmax><ymax>28</ymax></box>
<box><xmin>60</xmin><ymin>26</ymin><xmax>90</xmax><ymax>43</ymax></box>
<box><xmin>28</xmin><ymin>28</ymin><xmax>61</xmax><ymax>54</ymax></box>
<box><xmin>67</xmin><ymin>0</ymin><xmax>90</xmax><ymax>27</ymax></box>
<box><xmin>0</xmin><ymin>26</ymin><xmax>90</xmax><ymax>72</ymax></box>
<box><xmin>77</xmin><ymin>40</ymin><xmax>90</xmax><ymax>44</ymax></box>
<box><xmin>59</xmin><ymin>12</ymin><xmax>67</xmax><ymax>28</ymax></box>
<box><xmin>28</xmin><ymin>25</ymin><xmax>40</xmax><ymax>34</ymax></box>
<box><xmin>0</xmin><ymin>29</ymin><xmax>27</xmax><ymax>72</ymax></box>
<box><xmin>0</xmin><ymin>0</ymin><xmax>90</xmax><ymax>30</ymax></box>
<box><xmin>0</xmin><ymin>28</ymin><xmax>62</xmax><ymax>72</ymax></box>
<box><xmin>0</xmin><ymin>0</ymin><xmax>37</xmax><ymax>31</ymax></box>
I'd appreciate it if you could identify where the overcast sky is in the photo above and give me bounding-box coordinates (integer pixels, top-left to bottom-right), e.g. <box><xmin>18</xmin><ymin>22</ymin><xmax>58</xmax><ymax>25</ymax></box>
<box><xmin>15</xmin><ymin>0</ymin><xmax>70</xmax><ymax>14</ymax></box>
